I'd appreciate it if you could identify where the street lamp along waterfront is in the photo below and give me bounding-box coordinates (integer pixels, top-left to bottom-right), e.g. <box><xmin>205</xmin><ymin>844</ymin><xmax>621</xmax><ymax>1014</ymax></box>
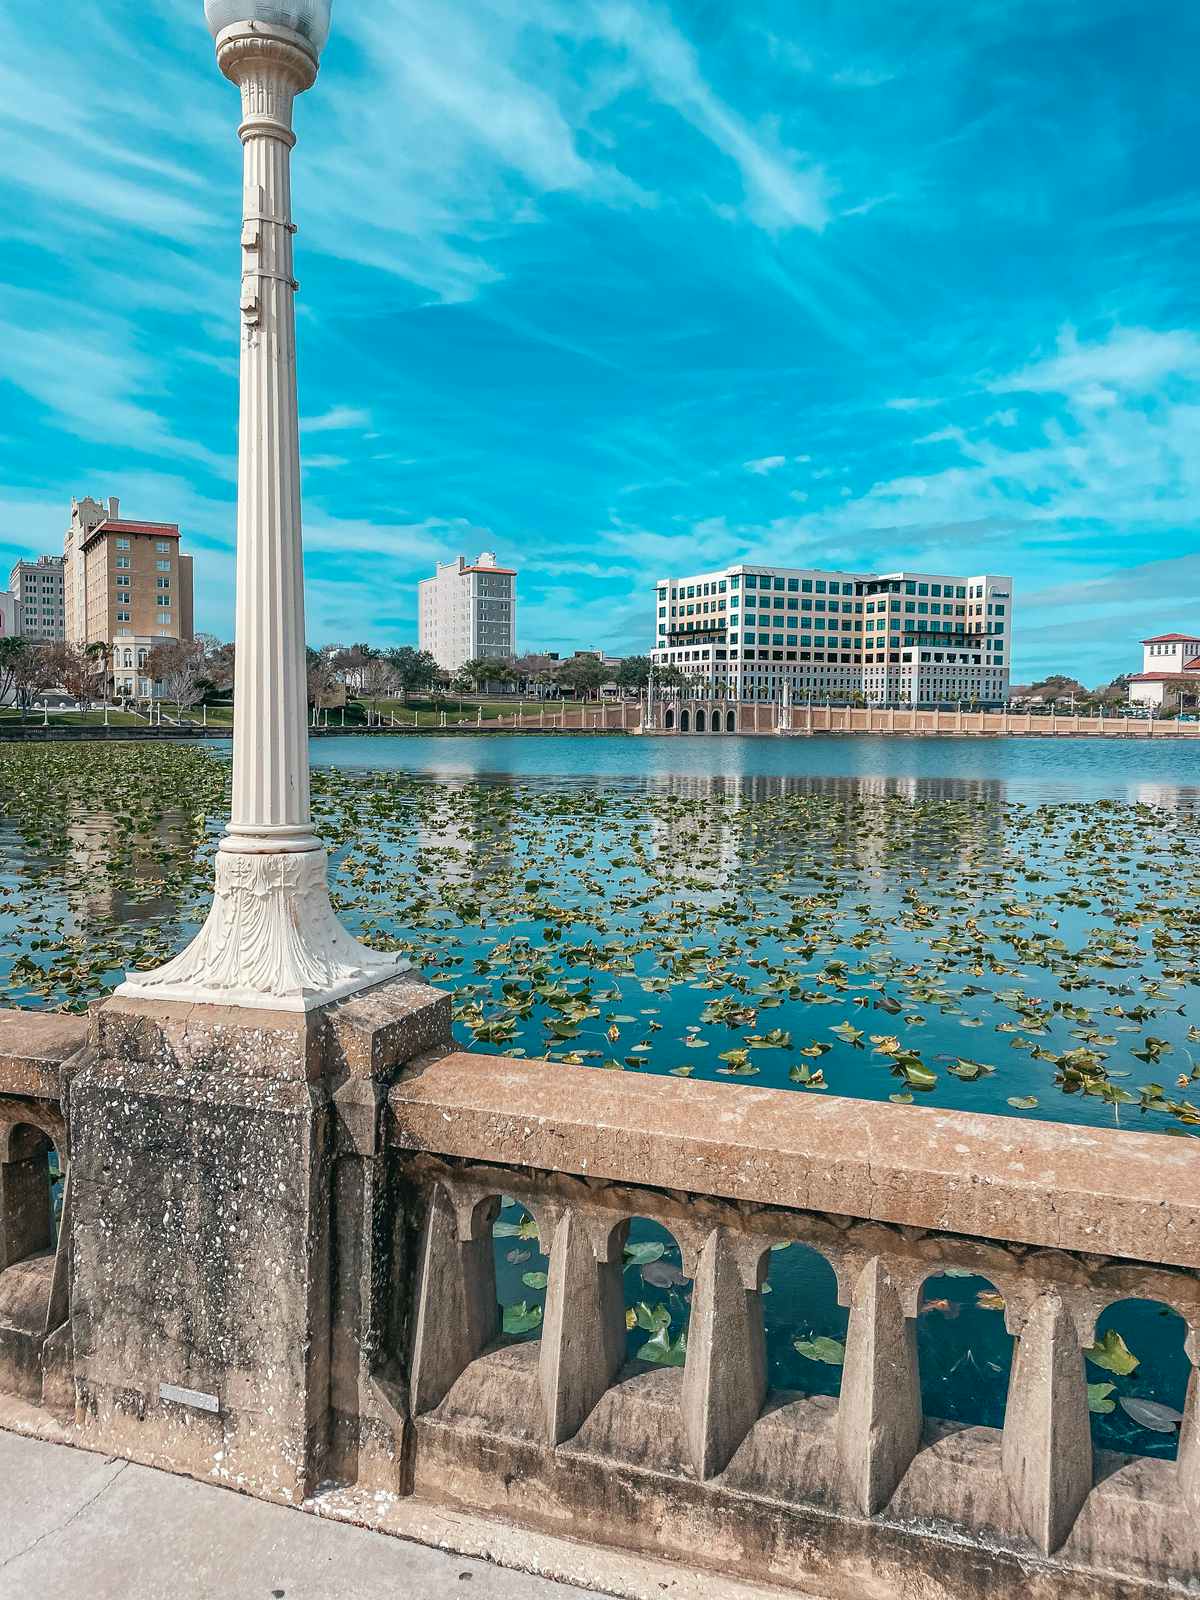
<box><xmin>118</xmin><ymin>1</ymin><xmax>407</xmax><ymax>1010</ymax></box>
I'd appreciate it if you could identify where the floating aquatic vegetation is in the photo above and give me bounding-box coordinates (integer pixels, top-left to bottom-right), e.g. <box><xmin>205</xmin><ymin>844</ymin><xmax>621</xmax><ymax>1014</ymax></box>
<box><xmin>2</xmin><ymin>745</ymin><xmax>1200</xmax><ymax>1139</ymax></box>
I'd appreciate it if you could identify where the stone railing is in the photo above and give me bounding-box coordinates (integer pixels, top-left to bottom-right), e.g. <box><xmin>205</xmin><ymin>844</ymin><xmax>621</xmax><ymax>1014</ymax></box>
<box><xmin>0</xmin><ymin>1008</ymin><xmax>84</xmax><ymax>1413</ymax></box>
<box><xmin>0</xmin><ymin>984</ymin><xmax>1198</xmax><ymax>1600</ymax></box>
<box><xmin>483</xmin><ymin>700</ymin><xmax>1197</xmax><ymax>739</ymax></box>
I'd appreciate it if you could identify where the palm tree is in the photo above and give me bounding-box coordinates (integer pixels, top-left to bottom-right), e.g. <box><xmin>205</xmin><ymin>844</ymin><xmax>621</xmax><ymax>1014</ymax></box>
<box><xmin>84</xmin><ymin>640</ymin><xmax>111</xmax><ymax>706</ymax></box>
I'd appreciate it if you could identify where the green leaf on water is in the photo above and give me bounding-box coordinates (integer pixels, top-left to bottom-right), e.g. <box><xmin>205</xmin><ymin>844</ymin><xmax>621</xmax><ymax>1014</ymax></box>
<box><xmin>502</xmin><ymin>1300</ymin><xmax>543</xmax><ymax>1335</ymax></box>
<box><xmin>793</xmin><ymin>1336</ymin><xmax>845</xmax><ymax>1366</ymax></box>
<box><xmin>1087</xmin><ymin>1382</ymin><xmax>1116</xmax><ymax>1414</ymax></box>
<box><xmin>638</xmin><ymin>1325</ymin><xmax>688</xmax><ymax>1367</ymax></box>
<box><xmin>521</xmin><ymin>1271</ymin><xmax>549</xmax><ymax>1290</ymax></box>
<box><xmin>624</xmin><ymin>1241</ymin><xmax>667</xmax><ymax>1267</ymax></box>
<box><xmin>1086</xmin><ymin>1329</ymin><xmax>1139</xmax><ymax>1375</ymax></box>
<box><xmin>1007</xmin><ymin>1095</ymin><xmax>1039</xmax><ymax>1110</ymax></box>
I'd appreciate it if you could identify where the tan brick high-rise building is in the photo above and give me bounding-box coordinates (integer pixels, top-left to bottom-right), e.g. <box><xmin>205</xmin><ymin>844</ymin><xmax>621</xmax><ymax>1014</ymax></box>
<box><xmin>64</xmin><ymin>496</ymin><xmax>194</xmax><ymax>698</ymax></box>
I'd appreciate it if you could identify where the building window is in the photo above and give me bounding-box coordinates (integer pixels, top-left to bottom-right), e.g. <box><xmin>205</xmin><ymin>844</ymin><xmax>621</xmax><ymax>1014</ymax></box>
<box><xmin>116</xmin><ymin>610</ymin><xmax>131</xmax><ymax>622</ymax></box>
<box><xmin>116</xmin><ymin>538</ymin><xmax>130</xmax><ymax>550</ymax></box>
<box><xmin>156</xmin><ymin>560</ymin><xmax>172</xmax><ymax>572</ymax></box>
<box><xmin>116</xmin><ymin>557</ymin><xmax>130</xmax><ymax>569</ymax></box>
<box><xmin>156</xmin><ymin>541</ymin><xmax>171</xmax><ymax>553</ymax></box>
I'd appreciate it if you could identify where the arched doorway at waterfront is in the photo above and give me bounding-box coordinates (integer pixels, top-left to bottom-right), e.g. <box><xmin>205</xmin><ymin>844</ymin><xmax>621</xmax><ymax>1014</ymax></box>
<box><xmin>680</xmin><ymin>709</ymin><xmax>691</xmax><ymax>732</ymax></box>
<box><xmin>664</xmin><ymin>707</ymin><xmax>675</xmax><ymax>729</ymax></box>
<box><xmin>695</xmin><ymin>709</ymin><xmax>706</xmax><ymax>732</ymax></box>
<box><xmin>726</xmin><ymin>710</ymin><xmax>736</xmax><ymax>732</ymax></box>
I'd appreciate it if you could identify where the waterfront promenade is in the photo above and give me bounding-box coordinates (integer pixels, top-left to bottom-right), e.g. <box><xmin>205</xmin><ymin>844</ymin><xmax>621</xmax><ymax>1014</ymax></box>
<box><xmin>0</xmin><ymin>1431</ymin><xmax>606</xmax><ymax>1600</ymax></box>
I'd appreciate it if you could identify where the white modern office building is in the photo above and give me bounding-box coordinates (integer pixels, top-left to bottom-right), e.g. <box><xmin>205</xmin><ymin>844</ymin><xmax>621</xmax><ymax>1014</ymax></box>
<box><xmin>418</xmin><ymin>551</ymin><xmax>517</xmax><ymax>673</ymax></box>
<box><xmin>651</xmin><ymin>563</ymin><xmax>1013</xmax><ymax>705</ymax></box>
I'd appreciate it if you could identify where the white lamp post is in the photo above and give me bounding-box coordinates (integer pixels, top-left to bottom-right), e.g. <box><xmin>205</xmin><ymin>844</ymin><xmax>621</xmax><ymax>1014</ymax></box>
<box><xmin>119</xmin><ymin>0</ymin><xmax>406</xmax><ymax>1010</ymax></box>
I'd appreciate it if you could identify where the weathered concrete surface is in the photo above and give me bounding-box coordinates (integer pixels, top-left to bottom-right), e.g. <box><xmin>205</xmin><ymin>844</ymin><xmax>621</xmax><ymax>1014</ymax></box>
<box><xmin>67</xmin><ymin>975</ymin><xmax>453</xmax><ymax>1505</ymax></box>
<box><xmin>0</xmin><ymin>1429</ymin><xmax>806</xmax><ymax>1600</ymax></box>
<box><xmin>389</xmin><ymin>1053</ymin><xmax>1200</xmax><ymax>1267</ymax></box>
<box><xmin>0</xmin><ymin>1007</ymin><xmax>86</xmax><ymax>1100</ymax></box>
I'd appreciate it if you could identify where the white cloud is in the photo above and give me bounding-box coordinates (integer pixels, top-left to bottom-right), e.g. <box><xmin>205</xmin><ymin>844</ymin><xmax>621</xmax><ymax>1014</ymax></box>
<box><xmin>994</xmin><ymin>326</ymin><xmax>1200</xmax><ymax>397</ymax></box>
<box><xmin>743</xmin><ymin>455</ymin><xmax>787</xmax><ymax>474</ymax></box>
<box><xmin>884</xmin><ymin>396</ymin><xmax>942</xmax><ymax>412</ymax></box>
<box><xmin>301</xmin><ymin>406</ymin><xmax>372</xmax><ymax>434</ymax></box>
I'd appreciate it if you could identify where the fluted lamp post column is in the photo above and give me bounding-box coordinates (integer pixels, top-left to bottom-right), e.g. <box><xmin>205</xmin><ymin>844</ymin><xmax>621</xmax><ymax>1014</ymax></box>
<box><xmin>119</xmin><ymin>0</ymin><xmax>406</xmax><ymax>1010</ymax></box>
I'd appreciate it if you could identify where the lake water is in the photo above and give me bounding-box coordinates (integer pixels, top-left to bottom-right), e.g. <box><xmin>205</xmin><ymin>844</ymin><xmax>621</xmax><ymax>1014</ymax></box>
<box><xmin>0</xmin><ymin>730</ymin><xmax>1195</xmax><ymax>1454</ymax></box>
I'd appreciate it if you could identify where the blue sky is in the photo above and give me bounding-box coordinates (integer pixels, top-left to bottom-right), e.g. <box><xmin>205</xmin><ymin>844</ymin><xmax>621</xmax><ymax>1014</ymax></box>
<box><xmin>1</xmin><ymin>0</ymin><xmax>1199</xmax><ymax>682</ymax></box>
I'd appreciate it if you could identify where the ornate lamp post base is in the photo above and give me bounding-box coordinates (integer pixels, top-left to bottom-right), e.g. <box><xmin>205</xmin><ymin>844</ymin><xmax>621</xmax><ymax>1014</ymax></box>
<box><xmin>117</xmin><ymin>847</ymin><xmax>409</xmax><ymax>1012</ymax></box>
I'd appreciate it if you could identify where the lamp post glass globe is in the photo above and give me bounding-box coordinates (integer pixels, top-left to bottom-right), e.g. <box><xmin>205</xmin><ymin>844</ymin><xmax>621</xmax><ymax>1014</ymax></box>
<box><xmin>204</xmin><ymin>0</ymin><xmax>332</xmax><ymax>52</ymax></box>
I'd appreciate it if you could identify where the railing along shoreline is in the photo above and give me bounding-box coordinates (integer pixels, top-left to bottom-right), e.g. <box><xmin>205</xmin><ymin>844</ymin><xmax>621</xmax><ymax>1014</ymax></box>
<box><xmin>0</xmin><ymin>988</ymin><xmax>1196</xmax><ymax>1600</ymax></box>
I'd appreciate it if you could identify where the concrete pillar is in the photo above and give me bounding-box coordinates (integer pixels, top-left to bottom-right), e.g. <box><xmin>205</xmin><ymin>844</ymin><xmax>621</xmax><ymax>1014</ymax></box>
<box><xmin>836</xmin><ymin>1257</ymin><xmax>922</xmax><ymax>1515</ymax></box>
<box><xmin>0</xmin><ymin>1127</ymin><xmax>52</xmax><ymax>1270</ymax></box>
<box><xmin>682</xmin><ymin>1230</ymin><xmax>767</xmax><ymax>1481</ymax></box>
<box><xmin>409</xmin><ymin>1184</ymin><xmax>499</xmax><ymax>1416</ymax></box>
<box><xmin>539</xmin><ymin>1209</ymin><xmax>626</xmax><ymax>1446</ymax></box>
<box><xmin>1001</xmin><ymin>1293</ymin><xmax>1092</xmax><ymax>1555</ymax></box>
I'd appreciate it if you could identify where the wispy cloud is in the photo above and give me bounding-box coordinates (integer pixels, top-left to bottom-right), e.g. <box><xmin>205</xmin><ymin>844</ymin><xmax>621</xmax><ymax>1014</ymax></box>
<box><xmin>743</xmin><ymin>454</ymin><xmax>787</xmax><ymax>474</ymax></box>
<box><xmin>301</xmin><ymin>406</ymin><xmax>372</xmax><ymax>434</ymax></box>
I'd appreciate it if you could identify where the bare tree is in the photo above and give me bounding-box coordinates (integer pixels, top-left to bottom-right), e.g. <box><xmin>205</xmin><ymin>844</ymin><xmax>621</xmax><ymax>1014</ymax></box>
<box><xmin>305</xmin><ymin>646</ymin><xmax>340</xmax><ymax>708</ymax></box>
<box><xmin>9</xmin><ymin>642</ymin><xmax>56</xmax><ymax>713</ymax></box>
<box><xmin>42</xmin><ymin>642</ymin><xmax>96</xmax><ymax>706</ymax></box>
<box><xmin>146</xmin><ymin>638</ymin><xmax>208</xmax><ymax>711</ymax></box>
<box><xmin>205</xmin><ymin>639</ymin><xmax>236</xmax><ymax>694</ymax></box>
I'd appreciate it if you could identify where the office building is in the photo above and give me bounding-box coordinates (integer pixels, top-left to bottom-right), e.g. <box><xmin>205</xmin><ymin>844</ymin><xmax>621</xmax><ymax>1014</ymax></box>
<box><xmin>418</xmin><ymin>551</ymin><xmax>516</xmax><ymax>672</ymax></box>
<box><xmin>63</xmin><ymin>497</ymin><xmax>194</xmax><ymax>696</ymax></box>
<box><xmin>652</xmin><ymin>563</ymin><xmax>1013</xmax><ymax>705</ymax></box>
<box><xmin>8</xmin><ymin>554</ymin><xmax>65</xmax><ymax>641</ymax></box>
<box><xmin>0</xmin><ymin>590</ymin><xmax>16</xmax><ymax>640</ymax></box>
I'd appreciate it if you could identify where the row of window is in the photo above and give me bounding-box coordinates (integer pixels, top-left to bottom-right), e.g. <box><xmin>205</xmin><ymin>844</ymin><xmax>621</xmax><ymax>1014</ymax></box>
<box><xmin>115</xmin><ymin>538</ymin><xmax>173</xmax><ymax>554</ymax></box>
<box><xmin>659</xmin><ymin>575</ymin><xmax>993</xmax><ymax>602</ymax></box>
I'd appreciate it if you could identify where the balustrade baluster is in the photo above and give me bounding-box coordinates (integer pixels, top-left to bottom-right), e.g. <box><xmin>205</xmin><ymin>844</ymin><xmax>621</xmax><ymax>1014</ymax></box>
<box><xmin>409</xmin><ymin>1183</ymin><xmax>498</xmax><ymax>1415</ymax></box>
<box><xmin>539</xmin><ymin>1208</ymin><xmax>627</xmax><ymax>1445</ymax></box>
<box><xmin>681</xmin><ymin>1229</ymin><xmax>767</xmax><ymax>1480</ymax></box>
<box><xmin>1000</xmin><ymin>1292</ymin><xmax>1092</xmax><ymax>1554</ymax></box>
<box><xmin>836</xmin><ymin>1256</ymin><xmax>922</xmax><ymax>1515</ymax></box>
<box><xmin>1177</xmin><ymin>1364</ymin><xmax>1200</xmax><ymax>1510</ymax></box>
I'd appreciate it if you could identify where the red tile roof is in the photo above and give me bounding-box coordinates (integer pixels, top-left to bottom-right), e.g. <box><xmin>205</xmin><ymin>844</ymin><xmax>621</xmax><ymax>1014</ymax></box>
<box><xmin>1129</xmin><ymin>671</ymin><xmax>1200</xmax><ymax>682</ymax></box>
<box><xmin>1141</xmin><ymin>633</ymin><xmax>1200</xmax><ymax>644</ymax></box>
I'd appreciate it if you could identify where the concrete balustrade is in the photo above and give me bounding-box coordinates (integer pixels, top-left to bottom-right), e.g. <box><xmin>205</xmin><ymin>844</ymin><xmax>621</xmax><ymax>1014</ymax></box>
<box><xmin>0</xmin><ymin>998</ymin><xmax>1199</xmax><ymax>1597</ymax></box>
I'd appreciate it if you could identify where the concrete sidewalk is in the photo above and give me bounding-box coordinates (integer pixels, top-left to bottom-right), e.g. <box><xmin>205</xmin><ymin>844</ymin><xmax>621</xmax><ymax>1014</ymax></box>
<box><xmin>0</xmin><ymin>1430</ymin><xmax>597</xmax><ymax>1600</ymax></box>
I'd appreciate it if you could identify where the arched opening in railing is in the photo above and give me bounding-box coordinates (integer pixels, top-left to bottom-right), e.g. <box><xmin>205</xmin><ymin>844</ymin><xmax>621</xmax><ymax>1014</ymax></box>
<box><xmin>1086</xmin><ymin>1296</ymin><xmax>1191</xmax><ymax>1461</ymax></box>
<box><xmin>726</xmin><ymin>709</ymin><xmax>736</xmax><ymax>732</ymax></box>
<box><xmin>763</xmin><ymin>1241</ymin><xmax>847</xmax><ymax>1401</ymax></box>
<box><xmin>679</xmin><ymin>709</ymin><xmax>690</xmax><ymax>733</ymax></box>
<box><xmin>493</xmin><ymin>1196</ymin><xmax>550</xmax><ymax>1347</ymax></box>
<box><xmin>621</xmin><ymin>1217</ymin><xmax>691</xmax><ymax>1369</ymax></box>
<box><xmin>916</xmin><ymin>1270</ymin><xmax>1014</xmax><ymax>1429</ymax></box>
<box><xmin>695</xmin><ymin>709</ymin><xmax>706</xmax><ymax>732</ymax></box>
<box><xmin>664</xmin><ymin>707</ymin><xmax>675</xmax><ymax>730</ymax></box>
<box><xmin>0</xmin><ymin>1122</ymin><xmax>57</xmax><ymax>1270</ymax></box>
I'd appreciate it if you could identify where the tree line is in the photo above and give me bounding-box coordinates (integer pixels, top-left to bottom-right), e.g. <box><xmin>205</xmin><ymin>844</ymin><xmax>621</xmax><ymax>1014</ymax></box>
<box><xmin>0</xmin><ymin>635</ymin><xmax>686</xmax><ymax>713</ymax></box>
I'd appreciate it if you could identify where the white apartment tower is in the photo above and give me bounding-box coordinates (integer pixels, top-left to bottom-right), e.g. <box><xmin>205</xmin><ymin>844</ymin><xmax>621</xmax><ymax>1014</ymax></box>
<box><xmin>8</xmin><ymin>554</ymin><xmax>66</xmax><ymax>641</ymax></box>
<box><xmin>652</xmin><ymin>563</ymin><xmax>1013</xmax><ymax>705</ymax></box>
<box><xmin>418</xmin><ymin>551</ymin><xmax>517</xmax><ymax>672</ymax></box>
